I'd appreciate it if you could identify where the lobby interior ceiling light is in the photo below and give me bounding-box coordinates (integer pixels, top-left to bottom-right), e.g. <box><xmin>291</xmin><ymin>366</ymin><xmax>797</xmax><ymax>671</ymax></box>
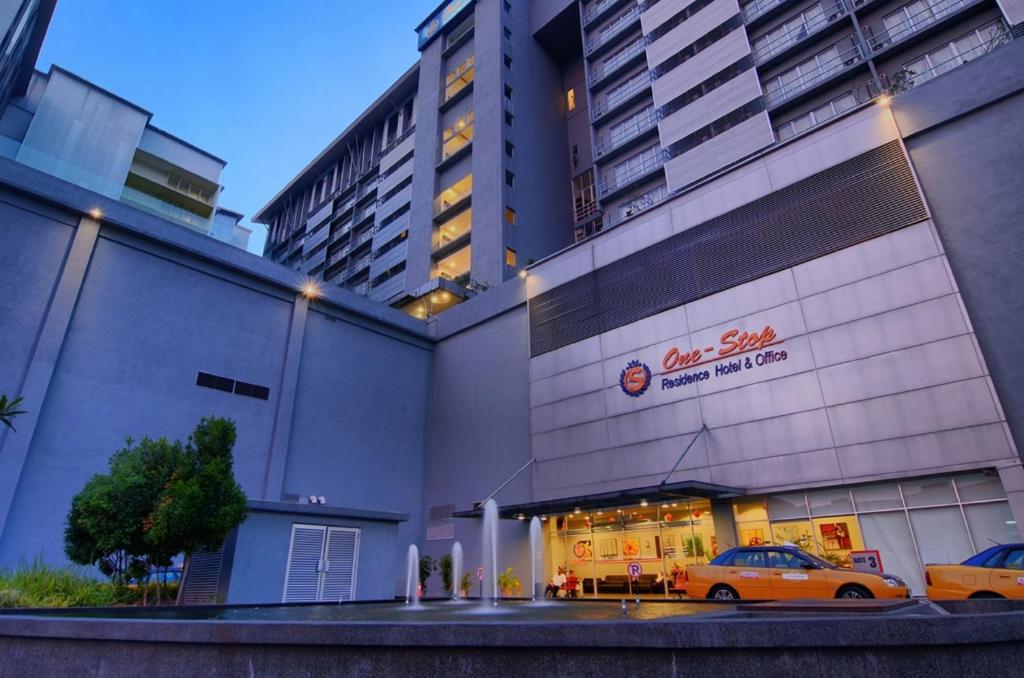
<box><xmin>640</xmin><ymin>499</ymin><xmax>648</xmax><ymax>507</ymax></box>
<box><xmin>573</xmin><ymin>507</ymin><xmax>581</xmax><ymax>514</ymax></box>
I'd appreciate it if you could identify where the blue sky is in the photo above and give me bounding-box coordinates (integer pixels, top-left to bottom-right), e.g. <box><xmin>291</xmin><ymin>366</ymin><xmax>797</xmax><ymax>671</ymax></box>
<box><xmin>36</xmin><ymin>0</ymin><xmax>440</xmax><ymax>254</ymax></box>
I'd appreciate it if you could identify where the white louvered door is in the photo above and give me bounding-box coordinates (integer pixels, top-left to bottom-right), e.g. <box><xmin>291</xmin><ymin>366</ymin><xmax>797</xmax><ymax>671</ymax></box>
<box><xmin>282</xmin><ymin>524</ymin><xmax>362</xmax><ymax>602</ymax></box>
<box><xmin>283</xmin><ymin>525</ymin><xmax>327</xmax><ymax>602</ymax></box>
<box><xmin>321</xmin><ymin>527</ymin><xmax>361</xmax><ymax>602</ymax></box>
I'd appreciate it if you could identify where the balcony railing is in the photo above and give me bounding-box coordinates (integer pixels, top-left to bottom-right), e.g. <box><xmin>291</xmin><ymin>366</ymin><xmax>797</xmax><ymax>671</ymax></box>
<box><xmin>763</xmin><ymin>42</ymin><xmax>863</xmax><ymax>108</ymax></box>
<box><xmin>752</xmin><ymin>4</ymin><xmax>848</xmax><ymax>64</ymax></box>
<box><xmin>444</xmin><ymin>56</ymin><xmax>475</xmax><ymax>102</ymax></box>
<box><xmin>600</xmin><ymin>149</ymin><xmax>664</xmax><ymax>195</ymax></box>
<box><xmin>742</xmin><ymin>0</ymin><xmax>786</xmax><ymax>24</ymax></box>
<box><xmin>868</xmin><ymin>0</ymin><xmax>971</xmax><ymax>52</ymax></box>
<box><xmin>594</xmin><ymin>108</ymin><xmax>660</xmax><ymax>159</ymax></box>
<box><xmin>591</xmin><ymin>72</ymin><xmax>652</xmax><ymax>121</ymax></box>
<box><xmin>589</xmin><ymin>37</ymin><xmax>647</xmax><ymax>86</ymax></box>
<box><xmin>893</xmin><ymin>27</ymin><xmax>1011</xmax><ymax>88</ymax></box>
<box><xmin>584</xmin><ymin>0</ymin><xmax>629</xmax><ymax>26</ymax></box>
<box><xmin>382</xmin><ymin>125</ymin><xmax>415</xmax><ymax>157</ymax></box>
<box><xmin>348</xmin><ymin>255</ymin><xmax>371</xmax><ymax>274</ymax></box>
<box><xmin>586</xmin><ymin>5</ymin><xmax>641</xmax><ymax>55</ymax></box>
<box><xmin>433</xmin><ymin>179</ymin><xmax>473</xmax><ymax>217</ymax></box>
<box><xmin>348</xmin><ymin>281</ymin><xmax>369</xmax><ymax>296</ymax></box>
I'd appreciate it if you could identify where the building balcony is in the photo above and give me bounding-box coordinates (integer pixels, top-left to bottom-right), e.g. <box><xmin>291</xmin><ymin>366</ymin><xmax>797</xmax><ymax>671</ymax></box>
<box><xmin>589</xmin><ymin>37</ymin><xmax>648</xmax><ymax>89</ymax></box>
<box><xmin>599</xmin><ymin>149</ymin><xmax>665</xmax><ymax>199</ymax></box>
<box><xmin>752</xmin><ymin>3</ymin><xmax>849</xmax><ymax>67</ymax></box>
<box><xmin>763</xmin><ymin>42</ymin><xmax>864</xmax><ymax>110</ymax></box>
<box><xmin>381</xmin><ymin>125</ymin><xmax>415</xmax><ymax>157</ymax></box>
<box><xmin>591</xmin><ymin>72</ymin><xmax>653</xmax><ymax>123</ymax></box>
<box><xmin>444</xmin><ymin>56</ymin><xmax>475</xmax><ymax>104</ymax></box>
<box><xmin>594</xmin><ymin>108</ymin><xmax>661</xmax><ymax>160</ymax></box>
<box><xmin>584</xmin><ymin>0</ymin><xmax>633</xmax><ymax>27</ymax></box>
<box><xmin>586</xmin><ymin>5</ymin><xmax>642</xmax><ymax>58</ymax></box>
<box><xmin>347</xmin><ymin>255</ymin><xmax>371</xmax><ymax>277</ymax></box>
<box><xmin>867</xmin><ymin>0</ymin><xmax>978</xmax><ymax>54</ymax></box>
<box><xmin>742</xmin><ymin>0</ymin><xmax>788</xmax><ymax>27</ymax></box>
<box><xmin>433</xmin><ymin>175</ymin><xmax>473</xmax><ymax>221</ymax></box>
<box><xmin>347</xmin><ymin>281</ymin><xmax>369</xmax><ymax>296</ymax></box>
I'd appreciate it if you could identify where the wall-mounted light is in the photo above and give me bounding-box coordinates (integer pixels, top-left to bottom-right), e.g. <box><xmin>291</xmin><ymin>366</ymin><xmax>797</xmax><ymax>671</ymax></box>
<box><xmin>88</xmin><ymin>208</ymin><xmax>103</xmax><ymax>220</ymax></box>
<box><xmin>518</xmin><ymin>269</ymin><xmax>528</xmax><ymax>279</ymax></box>
<box><xmin>301</xmin><ymin>279</ymin><xmax>322</xmax><ymax>301</ymax></box>
<box><xmin>876</xmin><ymin>93</ymin><xmax>893</xmax><ymax>108</ymax></box>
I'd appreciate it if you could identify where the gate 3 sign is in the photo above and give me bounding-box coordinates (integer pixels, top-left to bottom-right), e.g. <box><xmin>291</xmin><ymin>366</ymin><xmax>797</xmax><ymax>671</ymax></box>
<box><xmin>619</xmin><ymin>325</ymin><xmax>788</xmax><ymax>397</ymax></box>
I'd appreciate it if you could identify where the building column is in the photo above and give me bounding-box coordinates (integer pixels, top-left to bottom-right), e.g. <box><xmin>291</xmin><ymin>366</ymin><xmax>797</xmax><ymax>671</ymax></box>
<box><xmin>0</xmin><ymin>216</ymin><xmax>100</xmax><ymax>540</ymax></box>
<box><xmin>260</xmin><ymin>295</ymin><xmax>309</xmax><ymax>501</ymax></box>
<box><xmin>998</xmin><ymin>463</ymin><xmax>1024</xmax><ymax>540</ymax></box>
<box><xmin>711</xmin><ymin>499</ymin><xmax>738</xmax><ymax>552</ymax></box>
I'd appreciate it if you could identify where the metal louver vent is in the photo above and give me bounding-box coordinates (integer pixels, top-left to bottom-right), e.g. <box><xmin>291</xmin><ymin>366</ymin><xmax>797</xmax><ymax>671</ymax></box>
<box><xmin>529</xmin><ymin>141</ymin><xmax>927</xmax><ymax>356</ymax></box>
<box><xmin>283</xmin><ymin>525</ymin><xmax>327</xmax><ymax>603</ymax></box>
<box><xmin>321</xmin><ymin>528</ymin><xmax>360</xmax><ymax>603</ymax></box>
<box><xmin>180</xmin><ymin>548</ymin><xmax>224</xmax><ymax>605</ymax></box>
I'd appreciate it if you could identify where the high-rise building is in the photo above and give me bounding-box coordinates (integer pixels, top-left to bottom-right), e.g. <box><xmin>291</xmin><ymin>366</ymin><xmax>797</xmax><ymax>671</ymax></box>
<box><xmin>256</xmin><ymin>0</ymin><xmax>1022</xmax><ymax>317</ymax></box>
<box><xmin>0</xmin><ymin>0</ymin><xmax>55</xmax><ymax>111</ymax></box>
<box><xmin>0</xmin><ymin>64</ymin><xmax>250</xmax><ymax>249</ymax></box>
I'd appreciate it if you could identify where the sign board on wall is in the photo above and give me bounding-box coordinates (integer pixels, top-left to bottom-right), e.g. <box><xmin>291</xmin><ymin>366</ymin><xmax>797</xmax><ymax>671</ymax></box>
<box><xmin>417</xmin><ymin>0</ymin><xmax>474</xmax><ymax>49</ymax></box>
<box><xmin>850</xmin><ymin>550</ymin><xmax>884</xmax><ymax>574</ymax></box>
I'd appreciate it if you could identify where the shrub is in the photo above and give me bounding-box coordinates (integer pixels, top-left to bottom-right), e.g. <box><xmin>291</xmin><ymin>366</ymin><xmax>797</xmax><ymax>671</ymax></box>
<box><xmin>0</xmin><ymin>560</ymin><xmax>135</xmax><ymax>609</ymax></box>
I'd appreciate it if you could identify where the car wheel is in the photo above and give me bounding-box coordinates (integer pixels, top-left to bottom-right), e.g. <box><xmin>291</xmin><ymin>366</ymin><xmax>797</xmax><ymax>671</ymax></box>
<box><xmin>836</xmin><ymin>585</ymin><xmax>873</xmax><ymax>599</ymax></box>
<box><xmin>968</xmin><ymin>591</ymin><xmax>1004</xmax><ymax>599</ymax></box>
<box><xmin>707</xmin><ymin>585</ymin><xmax>739</xmax><ymax>601</ymax></box>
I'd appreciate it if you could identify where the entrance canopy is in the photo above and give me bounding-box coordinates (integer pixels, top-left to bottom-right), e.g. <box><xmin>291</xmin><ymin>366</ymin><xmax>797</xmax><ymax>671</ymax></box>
<box><xmin>454</xmin><ymin>480</ymin><xmax>745</xmax><ymax>520</ymax></box>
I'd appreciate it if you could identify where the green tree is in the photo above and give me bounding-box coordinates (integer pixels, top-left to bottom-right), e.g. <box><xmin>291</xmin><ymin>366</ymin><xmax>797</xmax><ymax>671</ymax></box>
<box><xmin>419</xmin><ymin>555</ymin><xmax>436</xmax><ymax>595</ymax></box>
<box><xmin>65</xmin><ymin>417</ymin><xmax>248</xmax><ymax>605</ymax></box>
<box><xmin>438</xmin><ymin>553</ymin><xmax>453</xmax><ymax>594</ymax></box>
<box><xmin>0</xmin><ymin>395</ymin><xmax>26</xmax><ymax>431</ymax></box>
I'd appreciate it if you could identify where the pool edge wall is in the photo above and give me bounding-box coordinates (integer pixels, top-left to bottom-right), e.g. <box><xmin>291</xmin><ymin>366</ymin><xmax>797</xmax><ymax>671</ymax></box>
<box><xmin>1</xmin><ymin>611</ymin><xmax>1023</xmax><ymax>677</ymax></box>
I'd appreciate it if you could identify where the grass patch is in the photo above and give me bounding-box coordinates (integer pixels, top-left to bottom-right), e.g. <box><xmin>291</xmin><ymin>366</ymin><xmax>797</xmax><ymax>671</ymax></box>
<box><xmin>0</xmin><ymin>560</ymin><xmax>179</xmax><ymax>609</ymax></box>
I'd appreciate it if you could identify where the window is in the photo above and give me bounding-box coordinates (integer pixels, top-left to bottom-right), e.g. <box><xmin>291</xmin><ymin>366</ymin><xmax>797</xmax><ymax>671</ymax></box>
<box><xmin>505</xmin><ymin>170</ymin><xmax>515</xmax><ymax>188</ymax></box>
<box><xmin>442</xmin><ymin>110</ymin><xmax>475</xmax><ymax>160</ymax></box>
<box><xmin>1004</xmin><ymin>550</ymin><xmax>1024</xmax><ymax>570</ymax></box>
<box><xmin>505</xmin><ymin>247</ymin><xmax>517</xmax><ymax>267</ymax></box>
<box><xmin>503</xmin><ymin>26</ymin><xmax>512</xmax><ymax>42</ymax></box>
<box><xmin>504</xmin><ymin>84</ymin><xmax>513</xmax><ymax>100</ymax></box>
<box><xmin>775</xmin><ymin>91</ymin><xmax>857</xmax><ymax>140</ymax></box>
<box><xmin>752</xmin><ymin>3</ymin><xmax>828</xmax><ymax>62</ymax></box>
<box><xmin>434</xmin><ymin>174</ymin><xmax>473</xmax><ymax>215</ymax></box>
<box><xmin>732</xmin><ymin>551</ymin><xmax>767</xmax><ymax>568</ymax></box>
<box><xmin>763</xmin><ymin>40</ymin><xmax>852</xmax><ymax>105</ymax></box>
<box><xmin>504</xmin><ymin>111</ymin><xmax>514</xmax><ymax>127</ymax></box>
<box><xmin>899</xmin><ymin>21</ymin><xmax>1007</xmax><ymax>86</ymax></box>
<box><xmin>504</xmin><ymin>54</ymin><xmax>512</xmax><ymax>70</ymax></box>
<box><xmin>504</xmin><ymin>207</ymin><xmax>516</xmax><ymax>225</ymax></box>
<box><xmin>434</xmin><ymin>209</ymin><xmax>472</xmax><ymax>251</ymax></box>
<box><xmin>567</xmin><ymin>88</ymin><xmax>576</xmax><ymax>111</ymax></box>
<box><xmin>444</xmin><ymin>55</ymin><xmax>475</xmax><ymax>102</ymax></box>
<box><xmin>446</xmin><ymin>15</ymin><xmax>474</xmax><ymax>48</ymax></box>
<box><xmin>505</xmin><ymin>141</ymin><xmax>515</xmax><ymax>158</ymax></box>
<box><xmin>767</xmin><ymin>550</ymin><xmax>809</xmax><ymax>569</ymax></box>
<box><xmin>503</xmin><ymin>0</ymin><xmax>510</xmax><ymax>13</ymax></box>
<box><xmin>196</xmin><ymin>371</ymin><xmax>269</xmax><ymax>400</ymax></box>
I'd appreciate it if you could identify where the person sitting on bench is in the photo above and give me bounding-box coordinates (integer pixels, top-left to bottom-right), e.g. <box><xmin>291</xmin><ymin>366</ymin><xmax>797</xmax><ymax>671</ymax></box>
<box><xmin>545</xmin><ymin>567</ymin><xmax>566</xmax><ymax>598</ymax></box>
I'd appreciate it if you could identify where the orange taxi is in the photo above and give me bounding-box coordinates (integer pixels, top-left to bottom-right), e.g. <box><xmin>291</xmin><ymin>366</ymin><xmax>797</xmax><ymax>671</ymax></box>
<box><xmin>925</xmin><ymin>543</ymin><xmax>1024</xmax><ymax>599</ymax></box>
<box><xmin>685</xmin><ymin>546</ymin><xmax>910</xmax><ymax>600</ymax></box>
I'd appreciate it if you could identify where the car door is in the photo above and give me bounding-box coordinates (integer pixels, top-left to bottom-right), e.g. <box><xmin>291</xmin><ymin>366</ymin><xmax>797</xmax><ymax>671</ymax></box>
<box><xmin>726</xmin><ymin>550</ymin><xmax>772</xmax><ymax>599</ymax></box>
<box><xmin>988</xmin><ymin>548</ymin><xmax>1024</xmax><ymax>598</ymax></box>
<box><xmin>766</xmin><ymin>549</ymin><xmax>830</xmax><ymax>599</ymax></box>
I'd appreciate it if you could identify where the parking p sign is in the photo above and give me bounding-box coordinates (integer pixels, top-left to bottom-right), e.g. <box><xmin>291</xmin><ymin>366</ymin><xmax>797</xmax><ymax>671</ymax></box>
<box><xmin>627</xmin><ymin>562</ymin><xmax>643</xmax><ymax>577</ymax></box>
<box><xmin>850</xmin><ymin>550</ymin><xmax>884</xmax><ymax>574</ymax></box>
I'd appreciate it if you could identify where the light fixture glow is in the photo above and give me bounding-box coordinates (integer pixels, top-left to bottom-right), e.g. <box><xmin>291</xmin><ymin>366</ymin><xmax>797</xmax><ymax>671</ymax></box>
<box><xmin>640</xmin><ymin>499</ymin><xmax>648</xmax><ymax>507</ymax></box>
<box><xmin>300</xmin><ymin>279</ymin><xmax>322</xmax><ymax>301</ymax></box>
<box><xmin>518</xmin><ymin>269</ymin><xmax>528</xmax><ymax>279</ymax></box>
<box><xmin>876</xmin><ymin>93</ymin><xmax>893</xmax><ymax>108</ymax></box>
<box><xmin>573</xmin><ymin>507</ymin><xmax>581</xmax><ymax>515</ymax></box>
<box><xmin>88</xmin><ymin>207</ymin><xmax>103</xmax><ymax>220</ymax></box>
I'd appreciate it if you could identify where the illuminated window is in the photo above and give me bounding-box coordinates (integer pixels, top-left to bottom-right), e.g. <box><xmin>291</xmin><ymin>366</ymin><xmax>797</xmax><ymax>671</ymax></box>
<box><xmin>506</xmin><ymin>247</ymin><xmax>517</xmax><ymax>267</ymax></box>
<box><xmin>442</xmin><ymin>110</ymin><xmax>475</xmax><ymax>160</ymax></box>
<box><xmin>445</xmin><ymin>55</ymin><xmax>475</xmax><ymax>102</ymax></box>
<box><xmin>504</xmin><ymin>207</ymin><xmax>516</xmax><ymax>225</ymax></box>
<box><xmin>434</xmin><ymin>208</ymin><xmax>472</xmax><ymax>252</ymax></box>
<box><xmin>567</xmin><ymin>88</ymin><xmax>576</xmax><ymax>112</ymax></box>
<box><xmin>435</xmin><ymin>244</ymin><xmax>472</xmax><ymax>282</ymax></box>
<box><xmin>434</xmin><ymin>174</ymin><xmax>473</xmax><ymax>216</ymax></box>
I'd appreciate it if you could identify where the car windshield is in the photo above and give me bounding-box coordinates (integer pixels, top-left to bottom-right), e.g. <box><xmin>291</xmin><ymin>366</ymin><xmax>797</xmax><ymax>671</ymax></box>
<box><xmin>962</xmin><ymin>545</ymin><xmax>1005</xmax><ymax>566</ymax></box>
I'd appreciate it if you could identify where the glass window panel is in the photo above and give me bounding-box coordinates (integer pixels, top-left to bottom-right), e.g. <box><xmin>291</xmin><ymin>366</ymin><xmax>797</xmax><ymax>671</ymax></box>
<box><xmin>977</xmin><ymin>21</ymin><xmax>1004</xmax><ymax>44</ymax></box>
<box><xmin>904</xmin><ymin>57</ymin><xmax>929</xmax><ymax>77</ymax></box>
<box><xmin>909</xmin><ymin>506</ymin><xmax>974</xmax><ymax>567</ymax></box>
<box><xmin>853</xmin><ymin>482</ymin><xmax>903</xmax><ymax>512</ymax></box>
<box><xmin>767</xmin><ymin>493</ymin><xmax>808</xmax><ymax>520</ymax></box>
<box><xmin>1004</xmin><ymin>550</ymin><xmax>1024</xmax><ymax>570</ymax></box>
<box><xmin>860</xmin><ymin>512</ymin><xmax>925</xmax><ymax>594</ymax></box>
<box><xmin>901</xmin><ymin>477</ymin><xmax>957</xmax><ymax>507</ymax></box>
<box><xmin>812</xmin><ymin>516</ymin><xmax>864</xmax><ymax>567</ymax></box>
<box><xmin>776</xmin><ymin>123</ymin><xmax>795</xmax><ymax>140</ymax></box>
<box><xmin>833</xmin><ymin>92</ymin><xmax>857</xmax><ymax>113</ymax></box>
<box><xmin>791</xmin><ymin>113</ymin><xmax>814</xmax><ymax>133</ymax></box>
<box><xmin>811</xmin><ymin>103</ymin><xmax>833</xmax><ymax>123</ymax></box>
<box><xmin>733</xmin><ymin>551</ymin><xmax>767</xmax><ymax>567</ymax></box>
<box><xmin>767</xmin><ymin>549</ymin><xmax>806</xmax><ymax>568</ymax></box>
<box><xmin>964</xmin><ymin>502</ymin><xmax>1018</xmax><ymax>550</ymax></box>
<box><xmin>954</xmin><ymin>472</ymin><xmax>1006</xmax><ymax>503</ymax></box>
<box><xmin>807</xmin><ymin>488</ymin><xmax>854</xmax><ymax>516</ymax></box>
<box><xmin>770</xmin><ymin>520</ymin><xmax>817</xmax><ymax>552</ymax></box>
<box><xmin>734</xmin><ymin>497</ymin><xmax>768</xmax><ymax>522</ymax></box>
<box><xmin>929</xmin><ymin>45</ymin><xmax>958</xmax><ymax>75</ymax></box>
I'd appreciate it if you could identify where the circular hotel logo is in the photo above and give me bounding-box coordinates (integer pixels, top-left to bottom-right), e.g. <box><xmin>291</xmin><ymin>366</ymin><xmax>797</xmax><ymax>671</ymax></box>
<box><xmin>619</xmin><ymin>360</ymin><xmax>652</xmax><ymax>398</ymax></box>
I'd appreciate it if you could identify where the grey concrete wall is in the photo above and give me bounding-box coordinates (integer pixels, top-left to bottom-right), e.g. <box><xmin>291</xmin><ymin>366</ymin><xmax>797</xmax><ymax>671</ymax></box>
<box><xmin>421</xmin><ymin>303</ymin><xmax>533</xmax><ymax>589</ymax></box>
<box><xmin>227</xmin><ymin>508</ymin><xmax>401</xmax><ymax>603</ymax></box>
<box><xmin>893</xmin><ymin>36</ymin><xmax>1024</xmax><ymax>528</ymax></box>
<box><xmin>0</xmin><ymin>157</ymin><xmax>433</xmax><ymax>602</ymax></box>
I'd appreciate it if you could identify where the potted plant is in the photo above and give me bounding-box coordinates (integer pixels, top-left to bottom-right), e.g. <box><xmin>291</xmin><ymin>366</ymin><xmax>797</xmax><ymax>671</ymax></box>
<box><xmin>438</xmin><ymin>554</ymin><xmax>453</xmax><ymax>595</ymax></box>
<box><xmin>497</xmin><ymin>567</ymin><xmax>521</xmax><ymax>597</ymax></box>
<box><xmin>460</xmin><ymin>571</ymin><xmax>474</xmax><ymax>598</ymax></box>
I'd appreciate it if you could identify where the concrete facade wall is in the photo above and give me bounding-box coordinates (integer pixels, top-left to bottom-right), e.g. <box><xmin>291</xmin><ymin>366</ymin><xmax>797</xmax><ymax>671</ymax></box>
<box><xmin>0</xmin><ymin>158</ymin><xmax>432</xmax><ymax>601</ymax></box>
